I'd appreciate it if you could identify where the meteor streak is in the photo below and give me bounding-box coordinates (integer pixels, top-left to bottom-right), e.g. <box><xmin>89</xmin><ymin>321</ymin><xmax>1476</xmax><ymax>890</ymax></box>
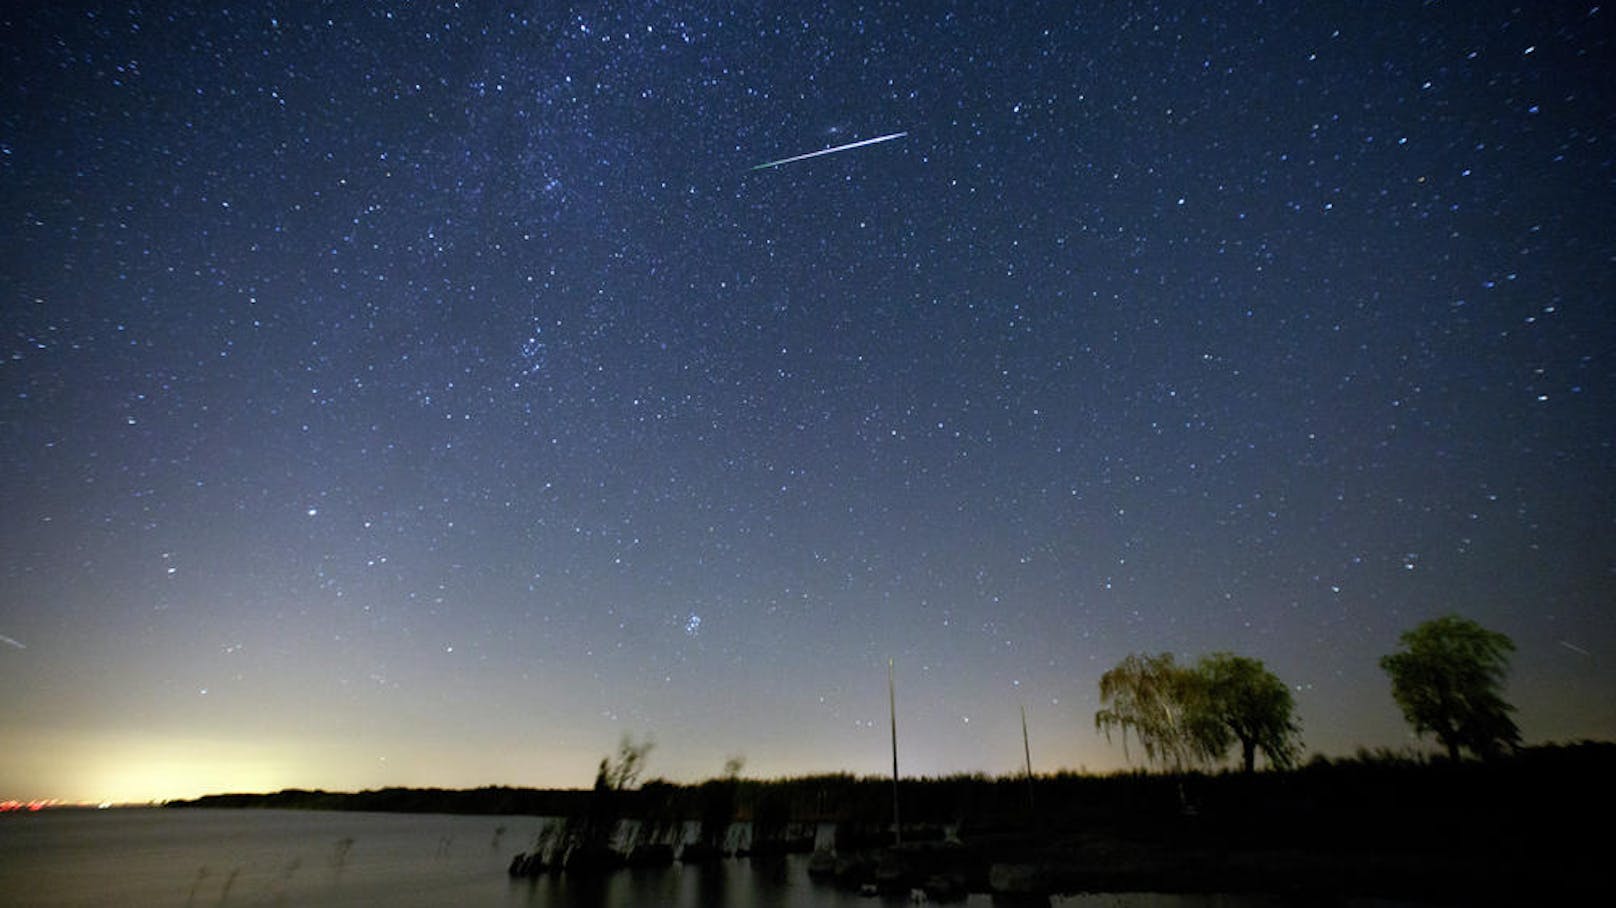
<box><xmin>751</xmin><ymin>131</ymin><xmax>907</xmax><ymax>171</ymax></box>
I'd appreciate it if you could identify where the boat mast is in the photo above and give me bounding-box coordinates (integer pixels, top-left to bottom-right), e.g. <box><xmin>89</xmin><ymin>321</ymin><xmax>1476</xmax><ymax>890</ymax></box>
<box><xmin>889</xmin><ymin>657</ymin><xmax>901</xmax><ymax>846</ymax></box>
<box><xmin>1021</xmin><ymin>702</ymin><xmax>1035</xmax><ymax>813</ymax></box>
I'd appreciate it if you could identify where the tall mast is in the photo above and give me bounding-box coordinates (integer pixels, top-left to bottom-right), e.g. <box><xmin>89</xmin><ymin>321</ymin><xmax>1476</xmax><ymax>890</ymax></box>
<box><xmin>889</xmin><ymin>657</ymin><xmax>901</xmax><ymax>846</ymax></box>
<box><xmin>1021</xmin><ymin>702</ymin><xmax>1035</xmax><ymax>813</ymax></box>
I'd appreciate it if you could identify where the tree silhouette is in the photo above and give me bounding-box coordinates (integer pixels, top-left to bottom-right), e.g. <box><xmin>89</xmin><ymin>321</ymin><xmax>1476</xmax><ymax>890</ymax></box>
<box><xmin>1197</xmin><ymin>653</ymin><xmax>1302</xmax><ymax>772</ymax></box>
<box><xmin>561</xmin><ymin>734</ymin><xmax>655</xmax><ymax>870</ymax></box>
<box><xmin>1095</xmin><ymin>652</ymin><xmax>1224</xmax><ymax>770</ymax></box>
<box><xmin>1380</xmin><ymin>615</ymin><xmax>1520</xmax><ymax>761</ymax></box>
<box><xmin>602</xmin><ymin>734</ymin><xmax>655</xmax><ymax>790</ymax></box>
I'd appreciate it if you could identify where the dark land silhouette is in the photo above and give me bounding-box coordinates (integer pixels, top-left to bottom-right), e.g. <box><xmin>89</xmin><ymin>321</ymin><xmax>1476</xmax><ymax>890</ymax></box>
<box><xmin>166</xmin><ymin>740</ymin><xmax>1611</xmax><ymax>903</ymax></box>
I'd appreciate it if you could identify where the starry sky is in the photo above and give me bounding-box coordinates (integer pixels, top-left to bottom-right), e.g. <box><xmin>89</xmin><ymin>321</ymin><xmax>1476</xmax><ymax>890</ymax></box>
<box><xmin>2</xmin><ymin>2</ymin><xmax>1613</xmax><ymax>804</ymax></box>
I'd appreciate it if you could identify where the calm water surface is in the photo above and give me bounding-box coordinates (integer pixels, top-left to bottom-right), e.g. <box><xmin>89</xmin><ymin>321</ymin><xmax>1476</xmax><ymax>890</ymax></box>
<box><xmin>0</xmin><ymin>809</ymin><xmax>1405</xmax><ymax>907</ymax></box>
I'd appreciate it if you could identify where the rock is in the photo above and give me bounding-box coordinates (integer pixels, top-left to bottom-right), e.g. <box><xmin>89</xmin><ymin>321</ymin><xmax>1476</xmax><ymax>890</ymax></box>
<box><xmin>806</xmin><ymin>850</ymin><xmax>838</xmax><ymax>879</ymax></box>
<box><xmin>988</xmin><ymin>862</ymin><xmax>1051</xmax><ymax>895</ymax></box>
<box><xmin>678</xmin><ymin>842</ymin><xmax>726</xmax><ymax>863</ymax></box>
<box><xmin>563</xmin><ymin>844</ymin><xmax>625</xmax><ymax>873</ymax></box>
<box><xmin>626</xmin><ymin>843</ymin><xmax>674</xmax><ymax>866</ymax></box>
<box><xmin>922</xmin><ymin>871</ymin><xmax>968</xmax><ymax>901</ymax></box>
<box><xmin>741</xmin><ymin>833</ymin><xmax>816</xmax><ymax>856</ymax></box>
<box><xmin>873</xmin><ymin>853</ymin><xmax>910</xmax><ymax>893</ymax></box>
<box><xmin>833</xmin><ymin>853</ymin><xmax>876</xmax><ymax>889</ymax></box>
<box><xmin>507</xmin><ymin>851</ymin><xmax>546</xmax><ymax>877</ymax></box>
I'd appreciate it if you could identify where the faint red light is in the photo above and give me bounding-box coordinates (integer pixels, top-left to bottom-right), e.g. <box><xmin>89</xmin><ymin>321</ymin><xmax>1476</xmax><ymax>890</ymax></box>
<box><xmin>0</xmin><ymin>799</ymin><xmax>60</xmax><ymax>812</ymax></box>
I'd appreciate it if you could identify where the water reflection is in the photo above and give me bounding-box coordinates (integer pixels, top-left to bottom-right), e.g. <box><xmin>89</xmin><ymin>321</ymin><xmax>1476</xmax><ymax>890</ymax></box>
<box><xmin>2</xmin><ymin>810</ymin><xmax>1432</xmax><ymax>908</ymax></box>
<box><xmin>691</xmin><ymin>861</ymin><xmax>728</xmax><ymax>905</ymax></box>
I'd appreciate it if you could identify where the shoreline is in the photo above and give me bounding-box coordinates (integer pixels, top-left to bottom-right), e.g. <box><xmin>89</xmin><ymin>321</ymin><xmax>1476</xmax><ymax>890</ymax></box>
<box><xmin>155</xmin><ymin>742</ymin><xmax>1608</xmax><ymax>903</ymax></box>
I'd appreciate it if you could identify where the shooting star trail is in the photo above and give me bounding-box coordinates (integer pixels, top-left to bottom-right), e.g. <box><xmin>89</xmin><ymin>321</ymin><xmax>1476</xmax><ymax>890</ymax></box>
<box><xmin>751</xmin><ymin>131</ymin><xmax>907</xmax><ymax>171</ymax></box>
<box><xmin>0</xmin><ymin>634</ymin><xmax>25</xmax><ymax>650</ymax></box>
<box><xmin>1559</xmin><ymin>640</ymin><xmax>1590</xmax><ymax>656</ymax></box>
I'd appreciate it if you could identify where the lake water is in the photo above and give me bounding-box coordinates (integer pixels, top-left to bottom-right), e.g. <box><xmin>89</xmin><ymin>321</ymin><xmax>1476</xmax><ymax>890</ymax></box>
<box><xmin>0</xmin><ymin>809</ymin><xmax>1416</xmax><ymax>907</ymax></box>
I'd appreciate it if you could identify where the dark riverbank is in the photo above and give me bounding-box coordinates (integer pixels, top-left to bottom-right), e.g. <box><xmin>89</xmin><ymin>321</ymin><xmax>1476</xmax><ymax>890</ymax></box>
<box><xmin>168</xmin><ymin>741</ymin><xmax>1610</xmax><ymax>903</ymax></box>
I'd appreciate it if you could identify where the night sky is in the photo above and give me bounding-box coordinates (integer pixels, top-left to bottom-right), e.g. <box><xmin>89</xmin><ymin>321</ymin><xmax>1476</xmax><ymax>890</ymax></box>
<box><xmin>3</xmin><ymin>3</ymin><xmax>1612</xmax><ymax>804</ymax></box>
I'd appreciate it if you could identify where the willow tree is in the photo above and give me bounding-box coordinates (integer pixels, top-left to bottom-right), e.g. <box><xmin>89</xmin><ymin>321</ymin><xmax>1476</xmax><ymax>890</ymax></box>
<box><xmin>1197</xmin><ymin>653</ymin><xmax>1302</xmax><ymax>772</ymax></box>
<box><xmin>1094</xmin><ymin>653</ymin><xmax>1226</xmax><ymax>770</ymax></box>
<box><xmin>1381</xmin><ymin>615</ymin><xmax>1520</xmax><ymax>761</ymax></box>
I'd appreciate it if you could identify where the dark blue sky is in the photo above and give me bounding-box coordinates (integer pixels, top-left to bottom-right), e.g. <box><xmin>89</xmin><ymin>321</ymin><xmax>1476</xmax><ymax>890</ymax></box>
<box><xmin>2</xmin><ymin>2</ymin><xmax>1612</xmax><ymax>801</ymax></box>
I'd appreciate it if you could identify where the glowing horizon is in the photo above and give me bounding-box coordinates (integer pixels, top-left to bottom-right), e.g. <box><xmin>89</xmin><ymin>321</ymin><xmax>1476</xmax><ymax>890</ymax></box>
<box><xmin>3</xmin><ymin>3</ymin><xmax>1611</xmax><ymax>809</ymax></box>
